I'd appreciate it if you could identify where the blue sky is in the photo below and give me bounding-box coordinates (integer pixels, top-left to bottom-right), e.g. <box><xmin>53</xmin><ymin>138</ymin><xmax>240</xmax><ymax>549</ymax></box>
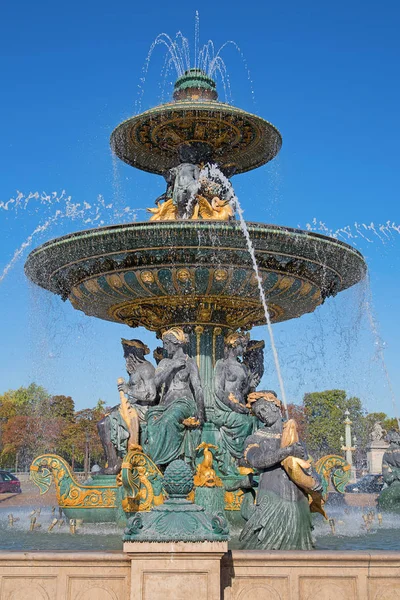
<box><xmin>0</xmin><ymin>0</ymin><xmax>399</xmax><ymax>420</ymax></box>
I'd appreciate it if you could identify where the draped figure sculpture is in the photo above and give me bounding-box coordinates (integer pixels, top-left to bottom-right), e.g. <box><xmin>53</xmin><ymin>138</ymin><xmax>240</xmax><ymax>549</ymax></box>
<box><xmin>239</xmin><ymin>391</ymin><xmax>315</xmax><ymax>550</ymax></box>
<box><xmin>97</xmin><ymin>339</ymin><xmax>156</xmax><ymax>474</ymax></box>
<box><xmin>144</xmin><ymin>327</ymin><xmax>205</xmax><ymax>468</ymax></box>
<box><xmin>213</xmin><ymin>332</ymin><xmax>256</xmax><ymax>475</ymax></box>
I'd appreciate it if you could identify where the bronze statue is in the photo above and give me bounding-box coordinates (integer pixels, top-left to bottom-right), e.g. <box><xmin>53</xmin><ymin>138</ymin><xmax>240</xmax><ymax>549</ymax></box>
<box><xmin>378</xmin><ymin>430</ymin><xmax>400</xmax><ymax>513</ymax></box>
<box><xmin>97</xmin><ymin>339</ymin><xmax>156</xmax><ymax>474</ymax></box>
<box><xmin>212</xmin><ymin>332</ymin><xmax>255</xmax><ymax>474</ymax></box>
<box><xmin>243</xmin><ymin>339</ymin><xmax>265</xmax><ymax>391</ymax></box>
<box><xmin>239</xmin><ymin>391</ymin><xmax>315</xmax><ymax>550</ymax></box>
<box><xmin>143</xmin><ymin>327</ymin><xmax>205</xmax><ymax>468</ymax></box>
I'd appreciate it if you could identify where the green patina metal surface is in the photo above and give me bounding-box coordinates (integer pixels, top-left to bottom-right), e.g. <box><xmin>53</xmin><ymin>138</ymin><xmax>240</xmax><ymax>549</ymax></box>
<box><xmin>123</xmin><ymin>460</ymin><xmax>229</xmax><ymax>542</ymax></box>
<box><xmin>24</xmin><ymin>221</ymin><xmax>366</xmax><ymax>333</ymax></box>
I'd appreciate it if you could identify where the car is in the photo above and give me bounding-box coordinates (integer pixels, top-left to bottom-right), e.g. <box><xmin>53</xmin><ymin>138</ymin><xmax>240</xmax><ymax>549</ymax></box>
<box><xmin>0</xmin><ymin>471</ymin><xmax>21</xmax><ymax>494</ymax></box>
<box><xmin>345</xmin><ymin>474</ymin><xmax>384</xmax><ymax>494</ymax></box>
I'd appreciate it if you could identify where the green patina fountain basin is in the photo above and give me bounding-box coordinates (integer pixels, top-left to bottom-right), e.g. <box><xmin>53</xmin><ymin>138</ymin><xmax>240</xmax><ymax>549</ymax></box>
<box><xmin>24</xmin><ymin>220</ymin><xmax>366</xmax><ymax>334</ymax></box>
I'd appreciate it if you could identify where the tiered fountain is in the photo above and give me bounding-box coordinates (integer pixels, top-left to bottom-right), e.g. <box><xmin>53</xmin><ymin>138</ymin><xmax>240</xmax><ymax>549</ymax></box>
<box><xmin>24</xmin><ymin>68</ymin><xmax>366</xmax><ymax>527</ymax></box>
<box><xmin>4</xmin><ymin>63</ymin><xmax>398</xmax><ymax>600</ymax></box>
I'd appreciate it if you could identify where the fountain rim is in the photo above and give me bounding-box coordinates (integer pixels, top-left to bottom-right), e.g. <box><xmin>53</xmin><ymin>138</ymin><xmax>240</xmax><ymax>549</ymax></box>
<box><xmin>109</xmin><ymin>100</ymin><xmax>283</xmax><ymax>175</ymax></box>
<box><xmin>25</xmin><ymin>220</ymin><xmax>366</xmax><ymax>264</ymax></box>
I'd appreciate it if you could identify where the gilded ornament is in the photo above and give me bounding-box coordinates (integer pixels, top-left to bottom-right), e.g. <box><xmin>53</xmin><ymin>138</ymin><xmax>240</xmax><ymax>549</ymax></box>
<box><xmin>224</xmin><ymin>489</ymin><xmax>244</xmax><ymax>511</ymax></box>
<box><xmin>280</xmin><ymin>419</ymin><xmax>327</xmax><ymax>519</ymax></box>
<box><xmin>84</xmin><ymin>279</ymin><xmax>100</xmax><ymax>293</ymax></box>
<box><xmin>176</xmin><ymin>268</ymin><xmax>191</xmax><ymax>282</ymax></box>
<box><xmin>194</xmin><ymin>442</ymin><xmax>223</xmax><ymax>488</ymax></box>
<box><xmin>30</xmin><ymin>454</ymin><xmax>118</xmax><ymax>509</ymax></box>
<box><xmin>197</xmin><ymin>303</ymin><xmax>212</xmax><ymax>322</ymax></box>
<box><xmin>107</xmin><ymin>273</ymin><xmax>124</xmax><ymax>289</ymax></box>
<box><xmin>140</xmin><ymin>271</ymin><xmax>155</xmax><ymax>284</ymax></box>
<box><xmin>120</xmin><ymin>448</ymin><xmax>165</xmax><ymax>512</ymax></box>
<box><xmin>147</xmin><ymin>198</ymin><xmax>177</xmax><ymax>221</ymax></box>
<box><xmin>195</xmin><ymin>195</ymin><xmax>234</xmax><ymax>221</ymax></box>
<box><xmin>214</xmin><ymin>269</ymin><xmax>228</xmax><ymax>282</ymax></box>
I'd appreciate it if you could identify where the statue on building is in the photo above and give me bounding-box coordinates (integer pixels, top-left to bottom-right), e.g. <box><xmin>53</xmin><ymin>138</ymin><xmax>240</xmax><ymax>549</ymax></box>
<box><xmin>143</xmin><ymin>327</ymin><xmax>205</xmax><ymax>468</ymax></box>
<box><xmin>97</xmin><ymin>339</ymin><xmax>156</xmax><ymax>474</ymax></box>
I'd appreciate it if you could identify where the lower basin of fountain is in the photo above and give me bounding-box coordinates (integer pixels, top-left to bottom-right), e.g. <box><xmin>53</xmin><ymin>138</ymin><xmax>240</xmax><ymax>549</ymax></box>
<box><xmin>1</xmin><ymin>506</ymin><xmax>400</xmax><ymax>600</ymax></box>
<box><xmin>2</xmin><ymin>505</ymin><xmax>400</xmax><ymax>552</ymax></box>
<box><xmin>1</xmin><ymin>500</ymin><xmax>400</xmax><ymax>599</ymax></box>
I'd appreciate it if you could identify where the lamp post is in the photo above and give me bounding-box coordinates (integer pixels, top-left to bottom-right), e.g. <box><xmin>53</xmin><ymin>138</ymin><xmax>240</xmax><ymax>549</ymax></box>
<box><xmin>84</xmin><ymin>432</ymin><xmax>90</xmax><ymax>479</ymax></box>
<box><xmin>71</xmin><ymin>444</ymin><xmax>75</xmax><ymax>472</ymax></box>
<box><xmin>341</xmin><ymin>409</ymin><xmax>357</xmax><ymax>482</ymax></box>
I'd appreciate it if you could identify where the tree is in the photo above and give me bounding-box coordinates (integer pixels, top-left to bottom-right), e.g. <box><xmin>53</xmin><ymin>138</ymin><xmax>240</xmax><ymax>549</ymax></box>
<box><xmin>0</xmin><ymin>415</ymin><xmax>66</xmax><ymax>469</ymax></box>
<box><xmin>303</xmin><ymin>390</ymin><xmax>365</xmax><ymax>458</ymax></box>
<box><xmin>58</xmin><ymin>400</ymin><xmax>106</xmax><ymax>467</ymax></box>
<box><xmin>287</xmin><ymin>403</ymin><xmax>307</xmax><ymax>441</ymax></box>
<box><xmin>0</xmin><ymin>383</ymin><xmax>49</xmax><ymax>420</ymax></box>
<box><xmin>383</xmin><ymin>417</ymin><xmax>399</xmax><ymax>432</ymax></box>
<box><xmin>43</xmin><ymin>395</ymin><xmax>75</xmax><ymax>421</ymax></box>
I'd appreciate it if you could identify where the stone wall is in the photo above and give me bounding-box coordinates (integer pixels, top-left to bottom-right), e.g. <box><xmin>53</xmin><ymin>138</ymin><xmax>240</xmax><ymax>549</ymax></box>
<box><xmin>223</xmin><ymin>551</ymin><xmax>400</xmax><ymax>599</ymax></box>
<box><xmin>0</xmin><ymin>552</ymin><xmax>131</xmax><ymax>600</ymax></box>
<box><xmin>1</xmin><ymin>550</ymin><xmax>400</xmax><ymax>599</ymax></box>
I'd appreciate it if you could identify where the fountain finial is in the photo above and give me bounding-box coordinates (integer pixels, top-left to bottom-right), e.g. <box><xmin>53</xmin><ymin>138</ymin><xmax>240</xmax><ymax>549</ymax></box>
<box><xmin>173</xmin><ymin>68</ymin><xmax>218</xmax><ymax>101</ymax></box>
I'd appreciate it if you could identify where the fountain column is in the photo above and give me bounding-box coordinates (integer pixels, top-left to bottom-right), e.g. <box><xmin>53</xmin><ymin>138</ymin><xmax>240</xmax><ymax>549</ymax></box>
<box><xmin>188</xmin><ymin>326</ymin><xmax>225</xmax><ymax>419</ymax></box>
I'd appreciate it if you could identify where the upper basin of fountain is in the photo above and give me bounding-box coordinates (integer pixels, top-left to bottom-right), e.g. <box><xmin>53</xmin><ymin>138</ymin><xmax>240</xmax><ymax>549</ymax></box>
<box><xmin>110</xmin><ymin>69</ymin><xmax>282</xmax><ymax>176</ymax></box>
<box><xmin>24</xmin><ymin>220</ymin><xmax>366</xmax><ymax>334</ymax></box>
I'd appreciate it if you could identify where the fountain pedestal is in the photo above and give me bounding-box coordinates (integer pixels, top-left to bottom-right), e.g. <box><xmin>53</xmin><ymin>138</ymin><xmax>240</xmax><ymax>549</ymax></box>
<box><xmin>367</xmin><ymin>439</ymin><xmax>389</xmax><ymax>474</ymax></box>
<box><xmin>125</xmin><ymin>541</ymin><xmax>227</xmax><ymax>600</ymax></box>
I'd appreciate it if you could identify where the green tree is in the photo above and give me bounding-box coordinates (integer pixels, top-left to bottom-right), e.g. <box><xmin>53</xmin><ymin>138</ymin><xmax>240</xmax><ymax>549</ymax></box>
<box><xmin>303</xmin><ymin>390</ymin><xmax>365</xmax><ymax>458</ymax></box>
<box><xmin>383</xmin><ymin>417</ymin><xmax>399</xmax><ymax>432</ymax></box>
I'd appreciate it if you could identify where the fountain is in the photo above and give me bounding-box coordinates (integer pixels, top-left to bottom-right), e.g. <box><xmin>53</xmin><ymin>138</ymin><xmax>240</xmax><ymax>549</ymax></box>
<box><xmin>2</xmin><ymin>55</ymin><xmax>399</xmax><ymax>600</ymax></box>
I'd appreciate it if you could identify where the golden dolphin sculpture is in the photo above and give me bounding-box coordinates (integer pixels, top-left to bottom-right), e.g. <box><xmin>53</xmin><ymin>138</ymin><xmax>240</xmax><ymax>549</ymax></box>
<box><xmin>281</xmin><ymin>419</ymin><xmax>327</xmax><ymax>519</ymax></box>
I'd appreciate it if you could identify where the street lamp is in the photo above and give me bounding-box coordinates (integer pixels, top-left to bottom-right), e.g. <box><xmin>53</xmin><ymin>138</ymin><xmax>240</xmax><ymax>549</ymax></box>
<box><xmin>84</xmin><ymin>432</ymin><xmax>90</xmax><ymax>479</ymax></box>
<box><xmin>341</xmin><ymin>410</ymin><xmax>357</xmax><ymax>482</ymax></box>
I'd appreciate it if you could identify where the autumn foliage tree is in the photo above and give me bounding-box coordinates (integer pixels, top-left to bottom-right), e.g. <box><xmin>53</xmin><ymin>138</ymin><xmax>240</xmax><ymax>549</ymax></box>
<box><xmin>0</xmin><ymin>384</ymin><xmax>106</xmax><ymax>470</ymax></box>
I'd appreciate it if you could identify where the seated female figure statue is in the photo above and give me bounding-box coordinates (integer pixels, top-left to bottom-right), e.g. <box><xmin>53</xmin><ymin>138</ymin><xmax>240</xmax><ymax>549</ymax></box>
<box><xmin>213</xmin><ymin>332</ymin><xmax>256</xmax><ymax>474</ymax></box>
<box><xmin>144</xmin><ymin>327</ymin><xmax>205</xmax><ymax>468</ymax></box>
<box><xmin>239</xmin><ymin>391</ymin><xmax>314</xmax><ymax>550</ymax></box>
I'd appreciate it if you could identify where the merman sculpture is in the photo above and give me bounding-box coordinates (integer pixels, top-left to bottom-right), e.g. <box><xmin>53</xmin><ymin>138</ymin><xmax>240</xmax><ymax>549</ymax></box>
<box><xmin>97</xmin><ymin>338</ymin><xmax>156</xmax><ymax>474</ymax></box>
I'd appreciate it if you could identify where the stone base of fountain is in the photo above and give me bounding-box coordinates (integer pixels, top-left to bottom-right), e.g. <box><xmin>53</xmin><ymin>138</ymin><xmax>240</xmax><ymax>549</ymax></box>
<box><xmin>125</xmin><ymin>541</ymin><xmax>227</xmax><ymax>600</ymax></box>
<box><xmin>1</xmin><ymin>549</ymin><xmax>400</xmax><ymax>599</ymax></box>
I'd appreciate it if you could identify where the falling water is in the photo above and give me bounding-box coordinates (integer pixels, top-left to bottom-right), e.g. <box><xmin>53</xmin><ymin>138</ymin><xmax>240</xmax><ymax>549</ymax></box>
<box><xmin>236</xmin><ymin>204</ymin><xmax>289</xmax><ymax>419</ymax></box>
<box><xmin>0</xmin><ymin>191</ymin><xmax>139</xmax><ymax>284</ymax></box>
<box><xmin>305</xmin><ymin>218</ymin><xmax>400</xmax><ymax>246</ymax></box>
<box><xmin>136</xmin><ymin>14</ymin><xmax>256</xmax><ymax>110</ymax></box>
<box><xmin>362</xmin><ymin>276</ymin><xmax>400</xmax><ymax>429</ymax></box>
<box><xmin>205</xmin><ymin>163</ymin><xmax>289</xmax><ymax>417</ymax></box>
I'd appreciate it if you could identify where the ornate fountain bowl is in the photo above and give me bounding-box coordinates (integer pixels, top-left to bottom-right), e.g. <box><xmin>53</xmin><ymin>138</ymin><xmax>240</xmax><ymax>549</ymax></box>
<box><xmin>24</xmin><ymin>221</ymin><xmax>366</xmax><ymax>333</ymax></box>
<box><xmin>110</xmin><ymin>101</ymin><xmax>282</xmax><ymax>176</ymax></box>
<box><xmin>110</xmin><ymin>70</ymin><xmax>281</xmax><ymax>176</ymax></box>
